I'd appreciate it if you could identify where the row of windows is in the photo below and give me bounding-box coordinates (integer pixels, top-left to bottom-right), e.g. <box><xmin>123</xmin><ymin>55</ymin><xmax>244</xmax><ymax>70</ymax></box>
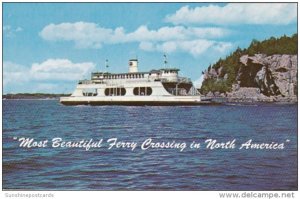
<box><xmin>163</xmin><ymin>71</ymin><xmax>178</xmax><ymax>74</ymax></box>
<box><xmin>86</xmin><ymin>87</ymin><xmax>153</xmax><ymax>96</ymax></box>
<box><xmin>133</xmin><ymin>87</ymin><xmax>152</xmax><ymax>96</ymax></box>
<box><xmin>83</xmin><ymin>92</ymin><xmax>97</xmax><ymax>96</ymax></box>
<box><xmin>104</xmin><ymin>88</ymin><xmax>126</xmax><ymax>96</ymax></box>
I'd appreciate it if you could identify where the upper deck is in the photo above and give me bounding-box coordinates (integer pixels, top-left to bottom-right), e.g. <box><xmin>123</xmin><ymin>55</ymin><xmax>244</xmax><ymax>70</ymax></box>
<box><xmin>79</xmin><ymin>67</ymin><xmax>190</xmax><ymax>85</ymax></box>
<box><xmin>78</xmin><ymin>58</ymin><xmax>192</xmax><ymax>85</ymax></box>
<box><xmin>91</xmin><ymin>68</ymin><xmax>179</xmax><ymax>80</ymax></box>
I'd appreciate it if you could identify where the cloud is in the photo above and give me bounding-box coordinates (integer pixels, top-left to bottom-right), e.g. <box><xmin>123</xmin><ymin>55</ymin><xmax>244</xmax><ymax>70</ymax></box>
<box><xmin>139</xmin><ymin>40</ymin><xmax>233</xmax><ymax>57</ymax></box>
<box><xmin>31</xmin><ymin>59</ymin><xmax>95</xmax><ymax>81</ymax></box>
<box><xmin>40</xmin><ymin>22</ymin><xmax>113</xmax><ymax>48</ymax></box>
<box><xmin>139</xmin><ymin>41</ymin><xmax>155</xmax><ymax>51</ymax></box>
<box><xmin>165</xmin><ymin>3</ymin><xmax>297</xmax><ymax>25</ymax></box>
<box><xmin>40</xmin><ymin>21</ymin><xmax>231</xmax><ymax>56</ymax></box>
<box><xmin>125</xmin><ymin>25</ymin><xmax>229</xmax><ymax>41</ymax></box>
<box><xmin>16</xmin><ymin>27</ymin><xmax>23</xmax><ymax>32</ymax></box>
<box><xmin>3</xmin><ymin>61</ymin><xmax>30</xmax><ymax>86</ymax></box>
<box><xmin>3</xmin><ymin>59</ymin><xmax>95</xmax><ymax>93</ymax></box>
<box><xmin>3</xmin><ymin>25</ymin><xmax>11</xmax><ymax>31</ymax></box>
<box><xmin>4</xmin><ymin>25</ymin><xmax>23</xmax><ymax>37</ymax></box>
<box><xmin>40</xmin><ymin>22</ymin><xmax>229</xmax><ymax>46</ymax></box>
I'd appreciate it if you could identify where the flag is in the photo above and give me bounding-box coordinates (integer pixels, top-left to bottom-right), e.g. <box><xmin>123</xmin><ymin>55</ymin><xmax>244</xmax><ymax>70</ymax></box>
<box><xmin>105</xmin><ymin>59</ymin><xmax>109</xmax><ymax>68</ymax></box>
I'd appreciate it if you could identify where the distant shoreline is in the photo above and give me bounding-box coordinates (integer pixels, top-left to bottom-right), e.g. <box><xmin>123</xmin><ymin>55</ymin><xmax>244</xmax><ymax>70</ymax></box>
<box><xmin>3</xmin><ymin>98</ymin><xmax>59</xmax><ymax>100</ymax></box>
<box><xmin>3</xmin><ymin>93</ymin><xmax>71</xmax><ymax>100</ymax></box>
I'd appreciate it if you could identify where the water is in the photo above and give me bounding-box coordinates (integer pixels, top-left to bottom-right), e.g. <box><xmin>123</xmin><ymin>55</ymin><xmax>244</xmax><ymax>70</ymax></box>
<box><xmin>3</xmin><ymin>100</ymin><xmax>297</xmax><ymax>190</ymax></box>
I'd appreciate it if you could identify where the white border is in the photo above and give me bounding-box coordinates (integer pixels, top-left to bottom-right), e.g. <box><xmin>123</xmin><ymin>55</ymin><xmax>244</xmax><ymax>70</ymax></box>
<box><xmin>1</xmin><ymin>1</ymin><xmax>299</xmax><ymax>199</ymax></box>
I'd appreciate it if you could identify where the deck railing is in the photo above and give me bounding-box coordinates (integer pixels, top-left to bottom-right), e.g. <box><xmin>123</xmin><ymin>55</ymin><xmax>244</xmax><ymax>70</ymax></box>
<box><xmin>160</xmin><ymin>77</ymin><xmax>191</xmax><ymax>83</ymax></box>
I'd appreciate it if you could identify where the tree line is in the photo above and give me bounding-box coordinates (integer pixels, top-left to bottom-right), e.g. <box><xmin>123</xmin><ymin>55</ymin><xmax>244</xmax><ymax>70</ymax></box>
<box><xmin>200</xmin><ymin>34</ymin><xmax>297</xmax><ymax>95</ymax></box>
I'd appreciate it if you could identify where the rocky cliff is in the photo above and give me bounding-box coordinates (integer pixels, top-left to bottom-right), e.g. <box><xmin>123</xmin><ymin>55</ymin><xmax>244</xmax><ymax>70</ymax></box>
<box><xmin>202</xmin><ymin>54</ymin><xmax>297</xmax><ymax>102</ymax></box>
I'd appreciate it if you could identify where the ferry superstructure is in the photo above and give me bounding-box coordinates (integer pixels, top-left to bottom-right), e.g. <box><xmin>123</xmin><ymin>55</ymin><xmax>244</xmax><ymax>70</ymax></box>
<box><xmin>60</xmin><ymin>58</ymin><xmax>208</xmax><ymax>105</ymax></box>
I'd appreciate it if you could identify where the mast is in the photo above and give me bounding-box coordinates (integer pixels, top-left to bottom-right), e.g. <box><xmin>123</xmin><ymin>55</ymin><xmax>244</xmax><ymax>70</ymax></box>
<box><xmin>164</xmin><ymin>53</ymin><xmax>168</xmax><ymax>68</ymax></box>
<box><xmin>105</xmin><ymin>59</ymin><xmax>109</xmax><ymax>72</ymax></box>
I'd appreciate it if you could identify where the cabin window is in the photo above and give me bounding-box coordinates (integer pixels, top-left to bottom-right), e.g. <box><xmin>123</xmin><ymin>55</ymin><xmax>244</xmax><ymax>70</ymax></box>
<box><xmin>104</xmin><ymin>87</ymin><xmax>126</xmax><ymax>96</ymax></box>
<box><xmin>82</xmin><ymin>89</ymin><xmax>97</xmax><ymax>96</ymax></box>
<box><xmin>133</xmin><ymin>87</ymin><xmax>152</xmax><ymax>96</ymax></box>
<box><xmin>146</xmin><ymin>87</ymin><xmax>152</xmax><ymax>95</ymax></box>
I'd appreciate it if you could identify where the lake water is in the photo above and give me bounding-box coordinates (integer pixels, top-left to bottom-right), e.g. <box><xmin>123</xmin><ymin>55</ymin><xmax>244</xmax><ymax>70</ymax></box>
<box><xmin>2</xmin><ymin>100</ymin><xmax>298</xmax><ymax>190</ymax></box>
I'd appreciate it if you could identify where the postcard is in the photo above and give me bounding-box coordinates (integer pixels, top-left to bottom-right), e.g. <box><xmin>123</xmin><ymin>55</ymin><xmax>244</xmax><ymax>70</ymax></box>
<box><xmin>2</xmin><ymin>1</ymin><xmax>298</xmax><ymax>197</ymax></box>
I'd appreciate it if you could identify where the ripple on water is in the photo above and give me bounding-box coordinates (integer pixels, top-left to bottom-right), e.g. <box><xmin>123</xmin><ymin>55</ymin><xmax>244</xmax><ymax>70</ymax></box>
<box><xmin>2</xmin><ymin>100</ymin><xmax>298</xmax><ymax>190</ymax></box>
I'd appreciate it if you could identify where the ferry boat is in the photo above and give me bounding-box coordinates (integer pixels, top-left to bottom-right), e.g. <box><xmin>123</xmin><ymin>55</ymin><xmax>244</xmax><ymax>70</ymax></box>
<box><xmin>60</xmin><ymin>58</ymin><xmax>210</xmax><ymax>106</ymax></box>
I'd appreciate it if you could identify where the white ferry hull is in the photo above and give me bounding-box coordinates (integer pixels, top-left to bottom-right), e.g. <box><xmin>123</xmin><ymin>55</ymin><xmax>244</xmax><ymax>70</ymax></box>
<box><xmin>60</xmin><ymin>96</ymin><xmax>212</xmax><ymax>106</ymax></box>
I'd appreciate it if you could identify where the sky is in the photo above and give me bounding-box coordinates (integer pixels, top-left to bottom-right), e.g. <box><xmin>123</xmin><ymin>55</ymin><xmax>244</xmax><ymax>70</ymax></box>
<box><xmin>3</xmin><ymin>2</ymin><xmax>297</xmax><ymax>94</ymax></box>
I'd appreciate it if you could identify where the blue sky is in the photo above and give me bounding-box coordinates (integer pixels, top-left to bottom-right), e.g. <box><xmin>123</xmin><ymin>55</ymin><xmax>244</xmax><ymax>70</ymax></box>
<box><xmin>3</xmin><ymin>3</ymin><xmax>297</xmax><ymax>94</ymax></box>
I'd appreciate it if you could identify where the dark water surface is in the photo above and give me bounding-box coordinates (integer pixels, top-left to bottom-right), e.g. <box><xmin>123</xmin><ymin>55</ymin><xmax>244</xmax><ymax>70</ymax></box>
<box><xmin>3</xmin><ymin>100</ymin><xmax>298</xmax><ymax>190</ymax></box>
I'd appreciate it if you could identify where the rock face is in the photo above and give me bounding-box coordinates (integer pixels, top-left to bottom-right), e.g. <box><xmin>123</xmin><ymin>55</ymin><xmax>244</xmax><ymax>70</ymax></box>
<box><xmin>203</xmin><ymin>54</ymin><xmax>297</xmax><ymax>102</ymax></box>
<box><xmin>238</xmin><ymin>54</ymin><xmax>297</xmax><ymax>97</ymax></box>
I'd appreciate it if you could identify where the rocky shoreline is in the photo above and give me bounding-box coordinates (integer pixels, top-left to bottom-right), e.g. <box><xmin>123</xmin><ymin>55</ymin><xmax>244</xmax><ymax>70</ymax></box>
<box><xmin>202</xmin><ymin>54</ymin><xmax>298</xmax><ymax>103</ymax></box>
<box><xmin>209</xmin><ymin>96</ymin><xmax>297</xmax><ymax>104</ymax></box>
<box><xmin>205</xmin><ymin>87</ymin><xmax>297</xmax><ymax>103</ymax></box>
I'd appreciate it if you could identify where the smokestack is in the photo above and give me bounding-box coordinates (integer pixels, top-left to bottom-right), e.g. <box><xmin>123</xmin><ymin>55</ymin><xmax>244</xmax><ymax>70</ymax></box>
<box><xmin>129</xmin><ymin>59</ymin><xmax>138</xmax><ymax>73</ymax></box>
